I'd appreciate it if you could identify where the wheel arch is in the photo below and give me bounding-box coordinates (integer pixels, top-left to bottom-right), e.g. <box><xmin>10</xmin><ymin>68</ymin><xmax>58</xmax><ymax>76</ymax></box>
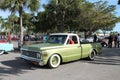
<box><xmin>93</xmin><ymin>49</ymin><xmax>97</xmax><ymax>55</ymax></box>
<box><xmin>48</xmin><ymin>53</ymin><xmax>63</xmax><ymax>64</ymax></box>
<box><xmin>87</xmin><ymin>49</ymin><xmax>97</xmax><ymax>60</ymax></box>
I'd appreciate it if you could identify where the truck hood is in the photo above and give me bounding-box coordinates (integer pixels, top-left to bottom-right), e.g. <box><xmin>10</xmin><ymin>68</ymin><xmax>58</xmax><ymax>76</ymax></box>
<box><xmin>22</xmin><ymin>43</ymin><xmax>63</xmax><ymax>51</ymax></box>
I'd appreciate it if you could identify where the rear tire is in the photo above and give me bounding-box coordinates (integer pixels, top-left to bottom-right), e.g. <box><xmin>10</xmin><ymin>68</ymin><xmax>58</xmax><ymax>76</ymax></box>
<box><xmin>48</xmin><ymin>54</ymin><xmax>61</xmax><ymax>68</ymax></box>
<box><xmin>88</xmin><ymin>50</ymin><xmax>96</xmax><ymax>60</ymax></box>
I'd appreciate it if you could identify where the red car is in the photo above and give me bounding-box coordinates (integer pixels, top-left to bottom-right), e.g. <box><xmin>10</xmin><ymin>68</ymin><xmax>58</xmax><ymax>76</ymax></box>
<box><xmin>0</xmin><ymin>39</ymin><xmax>7</xmax><ymax>43</ymax></box>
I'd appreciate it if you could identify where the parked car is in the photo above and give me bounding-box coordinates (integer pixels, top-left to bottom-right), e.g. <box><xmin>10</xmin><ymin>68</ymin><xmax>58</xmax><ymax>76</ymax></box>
<box><xmin>0</xmin><ymin>39</ymin><xmax>14</xmax><ymax>55</ymax></box>
<box><xmin>0</xmin><ymin>39</ymin><xmax>7</xmax><ymax>43</ymax></box>
<box><xmin>98</xmin><ymin>36</ymin><xmax>109</xmax><ymax>47</ymax></box>
<box><xmin>21</xmin><ymin>33</ymin><xmax>102</xmax><ymax>68</ymax></box>
<box><xmin>79</xmin><ymin>36</ymin><xmax>94</xmax><ymax>42</ymax></box>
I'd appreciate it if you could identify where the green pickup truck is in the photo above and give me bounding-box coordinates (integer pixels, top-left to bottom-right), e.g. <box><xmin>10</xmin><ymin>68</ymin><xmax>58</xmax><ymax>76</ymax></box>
<box><xmin>21</xmin><ymin>33</ymin><xmax>102</xmax><ymax>68</ymax></box>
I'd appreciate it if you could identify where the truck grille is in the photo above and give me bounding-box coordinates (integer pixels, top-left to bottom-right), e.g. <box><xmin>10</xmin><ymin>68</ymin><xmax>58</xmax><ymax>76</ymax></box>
<box><xmin>21</xmin><ymin>50</ymin><xmax>40</xmax><ymax>59</ymax></box>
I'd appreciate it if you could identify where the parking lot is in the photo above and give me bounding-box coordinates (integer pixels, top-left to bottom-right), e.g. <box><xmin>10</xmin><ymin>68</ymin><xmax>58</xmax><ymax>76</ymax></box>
<box><xmin>0</xmin><ymin>41</ymin><xmax>120</xmax><ymax>80</ymax></box>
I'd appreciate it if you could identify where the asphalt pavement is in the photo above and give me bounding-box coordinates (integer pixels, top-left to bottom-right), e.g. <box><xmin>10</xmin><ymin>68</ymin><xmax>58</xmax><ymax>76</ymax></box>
<box><xmin>0</xmin><ymin>41</ymin><xmax>120</xmax><ymax>80</ymax></box>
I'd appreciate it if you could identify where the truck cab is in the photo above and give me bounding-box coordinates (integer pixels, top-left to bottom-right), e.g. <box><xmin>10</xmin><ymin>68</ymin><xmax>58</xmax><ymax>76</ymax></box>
<box><xmin>47</xmin><ymin>33</ymin><xmax>80</xmax><ymax>45</ymax></box>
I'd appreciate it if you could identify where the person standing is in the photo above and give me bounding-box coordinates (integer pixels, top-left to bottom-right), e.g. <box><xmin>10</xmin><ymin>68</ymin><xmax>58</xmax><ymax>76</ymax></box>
<box><xmin>114</xmin><ymin>35</ymin><xmax>118</xmax><ymax>48</ymax></box>
<box><xmin>108</xmin><ymin>34</ymin><xmax>113</xmax><ymax>48</ymax></box>
<box><xmin>8</xmin><ymin>34</ymin><xmax>12</xmax><ymax>43</ymax></box>
<box><xmin>93</xmin><ymin>34</ymin><xmax>97</xmax><ymax>42</ymax></box>
<box><xmin>44</xmin><ymin>33</ymin><xmax>49</xmax><ymax>41</ymax></box>
<box><xmin>117</xmin><ymin>34</ymin><xmax>120</xmax><ymax>48</ymax></box>
<box><xmin>111</xmin><ymin>35</ymin><xmax>115</xmax><ymax>47</ymax></box>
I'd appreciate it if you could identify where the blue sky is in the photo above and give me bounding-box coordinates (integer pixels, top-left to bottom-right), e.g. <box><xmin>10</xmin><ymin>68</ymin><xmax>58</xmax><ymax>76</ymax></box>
<box><xmin>0</xmin><ymin>0</ymin><xmax>49</xmax><ymax>18</ymax></box>
<box><xmin>0</xmin><ymin>0</ymin><xmax>120</xmax><ymax>32</ymax></box>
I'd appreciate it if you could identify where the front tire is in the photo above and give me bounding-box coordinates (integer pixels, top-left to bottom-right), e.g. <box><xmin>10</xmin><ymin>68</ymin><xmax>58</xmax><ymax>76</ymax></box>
<box><xmin>0</xmin><ymin>50</ymin><xmax>5</xmax><ymax>55</ymax></box>
<box><xmin>48</xmin><ymin>54</ymin><xmax>61</xmax><ymax>68</ymax></box>
<box><xmin>88</xmin><ymin>50</ymin><xmax>96</xmax><ymax>60</ymax></box>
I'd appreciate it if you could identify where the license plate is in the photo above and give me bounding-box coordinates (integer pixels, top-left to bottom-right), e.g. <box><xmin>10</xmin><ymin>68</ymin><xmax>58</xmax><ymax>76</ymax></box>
<box><xmin>33</xmin><ymin>62</ymin><xmax>39</xmax><ymax>65</ymax></box>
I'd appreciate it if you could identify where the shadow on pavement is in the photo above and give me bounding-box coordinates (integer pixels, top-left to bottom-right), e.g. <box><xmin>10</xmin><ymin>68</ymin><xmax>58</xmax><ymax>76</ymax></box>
<box><xmin>83</xmin><ymin>48</ymin><xmax>120</xmax><ymax>65</ymax></box>
<box><xmin>0</xmin><ymin>57</ymin><xmax>49</xmax><ymax>76</ymax></box>
<box><xmin>0</xmin><ymin>47</ymin><xmax>120</xmax><ymax>76</ymax></box>
<box><xmin>13</xmin><ymin>48</ymin><xmax>20</xmax><ymax>53</ymax></box>
<box><xmin>84</xmin><ymin>57</ymin><xmax>120</xmax><ymax>65</ymax></box>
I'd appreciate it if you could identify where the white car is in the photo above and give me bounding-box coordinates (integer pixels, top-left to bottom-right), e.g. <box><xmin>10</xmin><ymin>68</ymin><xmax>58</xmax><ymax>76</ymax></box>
<box><xmin>80</xmin><ymin>37</ymin><xmax>94</xmax><ymax>42</ymax></box>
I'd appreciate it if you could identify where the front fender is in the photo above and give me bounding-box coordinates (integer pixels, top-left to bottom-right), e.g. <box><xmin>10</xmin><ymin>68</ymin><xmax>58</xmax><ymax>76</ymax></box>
<box><xmin>41</xmin><ymin>49</ymin><xmax>62</xmax><ymax>65</ymax></box>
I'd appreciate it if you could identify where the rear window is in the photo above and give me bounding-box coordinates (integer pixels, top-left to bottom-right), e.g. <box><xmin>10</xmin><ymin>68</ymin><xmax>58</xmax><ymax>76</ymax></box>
<box><xmin>46</xmin><ymin>35</ymin><xmax>67</xmax><ymax>44</ymax></box>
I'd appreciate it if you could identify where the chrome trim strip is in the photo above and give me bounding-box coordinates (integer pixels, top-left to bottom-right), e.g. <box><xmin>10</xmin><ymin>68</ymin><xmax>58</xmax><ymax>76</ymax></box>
<box><xmin>21</xmin><ymin>55</ymin><xmax>41</xmax><ymax>61</ymax></box>
<box><xmin>21</xmin><ymin>55</ymin><xmax>44</xmax><ymax>66</ymax></box>
<box><xmin>21</xmin><ymin>49</ymin><xmax>40</xmax><ymax>52</ymax></box>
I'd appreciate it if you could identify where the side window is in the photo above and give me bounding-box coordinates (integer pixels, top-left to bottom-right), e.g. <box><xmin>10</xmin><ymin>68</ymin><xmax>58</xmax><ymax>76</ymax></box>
<box><xmin>67</xmin><ymin>36</ymin><xmax>78</xmax><ymax>44</ymax></box>
<box><xmin>72</xmin><ymin>36</ymin><xmax>78</xmax><ymax>44</ymax></box>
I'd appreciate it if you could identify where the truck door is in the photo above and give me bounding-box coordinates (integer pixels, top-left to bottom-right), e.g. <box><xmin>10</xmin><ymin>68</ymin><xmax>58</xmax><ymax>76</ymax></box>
<box><xmin>62</xmin><ymin>35</ymin><xmax>82</xmax><ymax>62</ymax></box>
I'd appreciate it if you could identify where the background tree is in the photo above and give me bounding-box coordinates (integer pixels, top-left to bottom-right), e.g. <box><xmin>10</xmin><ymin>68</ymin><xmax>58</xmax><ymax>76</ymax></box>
<box><xmin>37</xmin><ymin>0</ymin><xmax>83</xmax><ymax>32</ymax></box>
<box><xmin>0</xmin><ymin>0</ymin><xmax>120</xmax><ymax>40</ymax></box>
<box><xmin>76</xmin><ymin>1</ymin><xmax>95</xmax><ymax>37</ymax></box>
<box><xmin>0</xmin><ymin>16</ymin><xmax>3</xmax><ymax>24</ymax></box>
<box><xmin>36</xmin><ymin>11</ymin><xmax>52</xmax><ymax>32</ymax></box>
<box><xmin>0</xmin><ymin>15</ymin><xmax>19</xmax><ymax>35</ymax></box>
<box><xmin>22</xmin><ymin>13</ymin><xmax>36</xmax><ymax>34</ymax></box>
<box><xmin>8</xmin><ymin>14</ymin><xmax>19</xmax><ymax>34</ymax></box>
<box><xmin>40</xmin><ymin>0</ymin><xmax>119</xmax><ymax>36</ymax></box>
<box><xmin>0</xmin><ymin>0</ymin><xmax>40</xmax><ymax>46</ymax></box>
<box><xmin>76</xmin><ymin>1</ymin><xmax>120</xmax><ymax>37</ymax></box>
<box><xmin>93</xmin><ymin>1</ymin><xmax>120</xmax><ymax>35</ymax></box>
<box><xmin>0</xmin><ymin>16</ymin><xmax>4</xmax><ymax>32</ymax></box>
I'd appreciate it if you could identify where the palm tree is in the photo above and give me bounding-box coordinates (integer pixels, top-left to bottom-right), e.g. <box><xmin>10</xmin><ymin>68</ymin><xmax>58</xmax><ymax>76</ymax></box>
<box><xmin>0</xmin><ymin>16</ymin><xmax>3</xmax><ymax>23</ymax></box>
<box><xmin>44</xmin><ymin>0</ymin><xmax>82</xmax><ymax>32</ymax></box>
<box><xmin>8</xmin><ymin>14</ymin><xmax>19</xmax><ymax>34</ymax></box>
<box><xmin>0</xmin><ymin>0</ymin><xmax>40</xmax><ymax>46</ymax></box>
<box><xmin>0</xmin><ymin>16</ymin><xmax>3</xmax><ymax>32</ymax></box>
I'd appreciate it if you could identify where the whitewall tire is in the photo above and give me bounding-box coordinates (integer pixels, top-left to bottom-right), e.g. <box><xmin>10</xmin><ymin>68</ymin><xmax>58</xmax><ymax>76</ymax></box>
<box><xmin>48</xmin><ymin>54</ymin><xmax>61</xmax><ymax>68</ymax></box>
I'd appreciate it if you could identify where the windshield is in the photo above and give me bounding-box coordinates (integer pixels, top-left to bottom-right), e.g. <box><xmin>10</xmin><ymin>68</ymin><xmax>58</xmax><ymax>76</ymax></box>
<box><xmin>46</xmin><ymin>35</ymin><xmax>67</xmax><ymax>44</ymax></box>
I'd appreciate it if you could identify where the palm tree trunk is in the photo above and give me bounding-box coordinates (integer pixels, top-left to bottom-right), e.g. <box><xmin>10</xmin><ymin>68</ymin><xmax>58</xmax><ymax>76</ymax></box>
<box><xmin>19</xmin><ymin>5</ymin><xmax>23</xmax><ymax>47</ymax></box>
<box><xmin>60</xmin><ymin>10</ymin><xmax>65</xmax><ymax>32</ymax></box>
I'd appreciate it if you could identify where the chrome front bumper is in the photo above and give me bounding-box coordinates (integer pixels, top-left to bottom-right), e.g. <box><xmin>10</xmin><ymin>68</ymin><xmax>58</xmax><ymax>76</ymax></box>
<box><xmin>21</xmin><ymin>55</ymin><xmax>45</xmax><ymax>66</ymax></box>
